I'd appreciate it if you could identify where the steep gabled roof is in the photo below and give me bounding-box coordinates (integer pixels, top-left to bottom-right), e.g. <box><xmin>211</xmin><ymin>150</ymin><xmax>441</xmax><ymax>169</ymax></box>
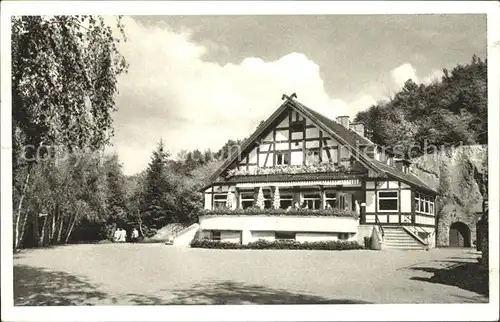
<box><xmin>210</xmin><ymin>94</ymin><xmax>382</xmax><ymax>181</ymax></box>
<box><xmin>208</xmin><ymin>94</ymin><xmax>436</xmax><ymax>194</ymax></box>
<box><xmin>373</xmin><ymin>160</ymin><xmax>438</xmax><ymax>194</ymax></box>
<box><xmin>293</xmin><ymin>100</ymin><xmax>374</xmax><ymax>147</ymax></box>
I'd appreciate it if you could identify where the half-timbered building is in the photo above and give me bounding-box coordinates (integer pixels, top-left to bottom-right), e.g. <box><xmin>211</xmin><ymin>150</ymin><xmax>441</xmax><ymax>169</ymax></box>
<box><xmin>199</xmin><ymin>93</ymin><xmax>438</xmax><ymax>249</ymax></box>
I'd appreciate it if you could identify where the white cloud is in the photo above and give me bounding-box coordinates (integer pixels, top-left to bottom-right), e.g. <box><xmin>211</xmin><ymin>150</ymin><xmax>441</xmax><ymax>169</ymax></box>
<box><xmin>111</xmin><ymin>18</ymin><xmax>395</xmax><ymax>175</ymax></box>
<box><xmin>422</xmin><ymin>69</ymin><xmax>444</xmax><ymax>85</ymax></box>
<box><xmin>391</xmin><ymin>63</ymin><xmax>418</xmax><ymax>87</ymax></box>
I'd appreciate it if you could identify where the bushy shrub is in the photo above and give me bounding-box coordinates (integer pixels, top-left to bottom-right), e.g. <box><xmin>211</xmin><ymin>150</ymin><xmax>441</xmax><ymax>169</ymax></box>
<box><xmin>190</xmin><ymin>238</ymin><xmax>243</xmax><ymax>249</ymax></box>
<box><xmin>190</xmin><ymin>238</ymin><xmax>363</xmax><ymax>251</ymax></box>
<box><xmin>364</xmin><ymin>236</ymin><xmax>372</xmax><ymax>249</ymax></box>
<box><xmin>140</xmin><ymin>237</ymin><xmax>167</xmax><ymax>244</ymax></box>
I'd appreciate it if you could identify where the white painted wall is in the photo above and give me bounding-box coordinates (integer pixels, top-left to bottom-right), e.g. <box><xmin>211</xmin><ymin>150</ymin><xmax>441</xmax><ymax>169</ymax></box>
<box><xmin>277</xmin><ymin>118</ymin><xmax>289</xmax><ymax>128</ymax></box>
<box><xmin>388</xmin><ymin>214</ymin><xmax>399</xmax><ymax>223</ymax></box>
<box><xmin>275</xmin><ymin>143</ymin><xmax>288</xmax><ymax>150</ymax></box>
<box><xmin>204</xmin><ymin>193</ymin><xmax>212</xmax><ymax>210</ymax></box>
<box><xmin>199</xmin><ymin>215</ymin><xmax>358</xmax><ymax>233</ymax></box>
<box><xmin>249</xmin><ymin>148</ymin><xmax>257</xmax><ymax>163</ymax></box>
<box><xmin>415</xmin><ymin>215</ymin><xmax>435</xmax><ymax>226</ymax></box>
<box><xmin>173</xmin><ymin>223</ymin><xmax>200</xmax><ymax>246</ymax></box>
<box><xmin>305</xmin><ymin>127</ymin><xmax>320</xmax><ymax>138</ymax></box>
<box><xmin>388</xmin><ymin>181</ymin><xmax>399</xmax><ymax>189</ymax></box>
<box><xmin>366</xmin><ymin>191</ymin><xmax>376</xmax><ymax>212</ymax></box>
<box><xmin>400</xmin><ymin>189</ymin><xmax>412</xmax><ymax>212</ymax></box>
<box><xmin>296</xmin><ymin>232</ymin><xmax>339</xmax><ymax>242</ymax></box>
<box><xmin>306</xmin><ymin>140</ymin><xmax>319</xmax><ymax>148</ymax></box>
<box><xmin>291</xmin><ymin>151</ymin><xmax>303</xmax><ymax>165</ymax></box>
<box><xmin>276</xmin><ymin>130</ymin><xmax>288</xmax><ymax>141</ymax></box>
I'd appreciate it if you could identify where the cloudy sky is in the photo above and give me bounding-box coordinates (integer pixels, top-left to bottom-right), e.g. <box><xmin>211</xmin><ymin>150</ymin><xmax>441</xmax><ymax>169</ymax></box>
<box><xmin>110</xmin><ymin>14</ymin><xmax>486</xmax><ymax>175</ymax></box>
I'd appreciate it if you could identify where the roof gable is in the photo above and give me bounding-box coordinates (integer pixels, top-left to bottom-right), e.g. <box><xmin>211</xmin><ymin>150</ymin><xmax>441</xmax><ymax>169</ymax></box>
<box><xmin>208</xmin><ymin>94</ymin><xmax>436</xmax><ymax>193</ymax></box>
<box><xmin>210</xmin><ymin>94</ymin><xmax>379</xmax><ymax>181</ymax></box>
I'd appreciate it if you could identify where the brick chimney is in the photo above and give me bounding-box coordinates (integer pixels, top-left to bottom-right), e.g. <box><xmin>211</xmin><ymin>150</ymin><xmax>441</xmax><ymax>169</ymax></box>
<box><xmin>336</xmin><ymin>116</ymin><xmax>350</xmax><ymax>128</ymax></box>
<box><xmin>349</xmin><ymin>123</ymin><xmax>365</xmax><ymax>137</ymax></box>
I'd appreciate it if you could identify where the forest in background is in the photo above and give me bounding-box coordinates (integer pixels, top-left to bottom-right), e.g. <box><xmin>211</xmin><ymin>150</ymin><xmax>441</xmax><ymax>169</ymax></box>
<box><xmin>11</xmin><ymin>15</ymin><xmax>487</xmax><ymax>248</ymax></box>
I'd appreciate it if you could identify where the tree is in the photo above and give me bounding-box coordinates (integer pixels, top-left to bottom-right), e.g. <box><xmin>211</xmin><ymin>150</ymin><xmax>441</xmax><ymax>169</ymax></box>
<box><xmin>11</xmin><ymin>15</ymin><xmax>128</xmax><ymax>248</ymax></box>
<box><xmin>272</xmin><ymin>187</ymin><xmax>281</xmax><ymax>209</ymax></box>
<box><xmin>354</xmin><ymin>55</ymin><xmax>487</xmax><ymax>158</ymax></box>
<box><xmin>103</xmin><ymin>153</ymin><xmax>128</xmax><ymax>237</ymax></box>
<box><xmin>141</xmin><ymin>140</ymin><xmax>177</xmax><ymax>230</ymax></box>
<box><xmin>256</xmin><ymin>187</ymin><xmax>265</xmax><ymax>210</ymax></box>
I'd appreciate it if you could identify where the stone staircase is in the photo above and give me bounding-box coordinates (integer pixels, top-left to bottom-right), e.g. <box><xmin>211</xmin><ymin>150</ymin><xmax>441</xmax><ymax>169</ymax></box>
<box><xmin>382</xmin><ymin>227</ymin><xmax>427</xmax><ymax>250</ymax></box>
<box><xmin>171</xmin><ymin>223</ymin><xmax>200</xmax><ymax>247</ymax></box>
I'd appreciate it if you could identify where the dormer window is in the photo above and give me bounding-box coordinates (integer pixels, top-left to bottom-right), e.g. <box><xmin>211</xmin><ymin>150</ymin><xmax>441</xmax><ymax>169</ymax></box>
<box><xmin>394</xmin><ymin>158</ymin><xmax>412</xmax><ymax>174</ymax></box>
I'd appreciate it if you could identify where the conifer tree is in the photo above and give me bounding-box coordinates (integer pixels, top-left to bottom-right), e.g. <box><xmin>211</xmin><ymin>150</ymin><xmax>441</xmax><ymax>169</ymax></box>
<box><xmin>141</xmin><ymin>140</ymin><xmax>177</xmax><ymax>230</ymax></box>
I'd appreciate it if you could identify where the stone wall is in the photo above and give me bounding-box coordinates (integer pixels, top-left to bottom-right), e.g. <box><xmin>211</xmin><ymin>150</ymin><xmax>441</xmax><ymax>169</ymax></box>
<box><xmin>411</xmin><ymin>145</ymin><xmax>487</xmax><ymax>247</ymax></box>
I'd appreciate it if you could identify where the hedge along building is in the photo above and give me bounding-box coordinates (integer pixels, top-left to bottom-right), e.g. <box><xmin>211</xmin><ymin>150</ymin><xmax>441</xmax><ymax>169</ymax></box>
<box><xmin>200</xmin><ymin>94</ymin><xmax>439</xmax><ymax>249</ymax></box>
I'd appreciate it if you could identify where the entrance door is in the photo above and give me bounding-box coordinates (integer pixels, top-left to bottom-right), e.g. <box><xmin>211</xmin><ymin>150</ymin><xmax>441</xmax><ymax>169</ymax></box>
<box><xmin>449</xmin><ymin>222</ymin><xmax>471</xmax><ymax>247</ymax></box>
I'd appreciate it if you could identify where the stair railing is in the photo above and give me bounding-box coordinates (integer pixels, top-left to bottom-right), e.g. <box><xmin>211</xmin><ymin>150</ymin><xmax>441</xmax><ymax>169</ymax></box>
<box><xmin>402</xmin><ymin>215</ymin><xmax>431</xmax><ymax>245</ymax></box>
<box><xmin>374</xmin><ymin>214</ymin><xmax>385</xmax><ymax>240</ymax></box>
<box><xmin>172</xmin><ymin>217</ymin><xmax>199</xmax><ymax>239</ymax></box>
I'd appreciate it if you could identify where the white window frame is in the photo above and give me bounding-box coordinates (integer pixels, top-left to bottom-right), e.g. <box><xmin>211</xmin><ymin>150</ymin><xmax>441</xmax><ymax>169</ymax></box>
<box><xmin>377</xmin><ymin>190</ymin><xmax>399</xmax><ymax>212</ymax></box>
<box><xmin>239</xmin><ymin>191</ymin><xmax>254</xmax><ymax>209</ymax></box>
<box><xmin>325</xmin><ymin>191</ymin><xmax>337</xmax><ymax>208</ymax></box>
<box><xmin>415</xmin><ymin>192</ymin><xmax>435</xmax><ymax>215</ymax></box>
<box><xmin>279</xmin><ymin>193</ymin><xmax>294</xmax><ymax>209</ymax></box>
<box><xmin>213</xmin><ymin>194</ymin><xmax>227</xmax><ymax>209</ymax></box>
<box><xmin>275</xmin><ymin>152</ymin><xmax>290</xmax><ymax>165</ymax></box>
<box><xmin>303</xmin><ymin>192</ymin><xmax>321</xmax><ymax>209</ymax></box>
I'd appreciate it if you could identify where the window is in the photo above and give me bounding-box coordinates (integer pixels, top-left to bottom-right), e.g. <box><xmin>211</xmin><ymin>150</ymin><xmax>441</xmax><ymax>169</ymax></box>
<box><xmin>275</xmin><ymin>231</ymin><xmax>296</xmax><ymax>240</ymax></box>
<box><xmin>213</xmin><ymin>194</ymin><xmax>227</xmax><ymax>209</ymax></box>
<box><xmin>377</xmin><ymin>191</ymin><xmax>398</xmax><ymax>212</ymax></box>
<box><xmin>211</xmin><ymin>231</ymin><xmax>221</xmax><ymax>241</ymax></box>
<box><xmin>338</xmin><ymin>233</ymin><xmax>350</xmax><ymax>240</ymax></box>
<box><xmin>276</xmin><ymin>152</ymin><xmax>290</xmax><ymax>165</ymax></box>
<box><xmin>322</xmin><ymin>147</ymin><xmax>338</xmax><ymax>164</ymax></box>
<box><xmin>306</xmin><ymin>149</ymin><xmax>320</xmax><ymax>165</ymax></box>
<box><xmin>240</xmin><ymin>192</ymin><xmax>254</xmax><ymax>209</ymax></box>
<box><xmin>415</xmin><ymin>193</ymin><xmax>434</xmax><ymax>215</ymax></box>
<box><xmin>303</xmin><ymin>192</ymin><xmax>321</xmax><ymax>209</ymax></box>
<box><xmin>280</xmin><ymin>193</ymin><xmax>294</xmax><ymax>209</ymax></box>
<box><xmin>263</xmin><ymin>190</ymin><xmax>272</xmax><ymax>209</ymax></box>
<box><xmin>325</xmin><ymin>191</ymin><xmax>337</xmax><ymax>208</ymax></box>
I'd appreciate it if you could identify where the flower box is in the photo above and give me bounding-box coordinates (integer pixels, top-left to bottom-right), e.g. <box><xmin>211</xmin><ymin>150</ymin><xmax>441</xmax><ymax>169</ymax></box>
<box><xmin>200</xmin><ymin>207</ymin><xmax>359</xmax><ymax>220</ymax></box>
<box><xmin>226</xmin><ymin>163</ymin><xmax>350</xmax><ymax>178</ymax></box>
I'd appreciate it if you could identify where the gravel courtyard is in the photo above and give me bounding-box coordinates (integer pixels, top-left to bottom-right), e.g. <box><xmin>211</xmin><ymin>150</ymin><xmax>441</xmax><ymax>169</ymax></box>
<box><xmin>13</xmin><ymin>244</ymin><xmax>488</xmax><ymax>305</ymax></box>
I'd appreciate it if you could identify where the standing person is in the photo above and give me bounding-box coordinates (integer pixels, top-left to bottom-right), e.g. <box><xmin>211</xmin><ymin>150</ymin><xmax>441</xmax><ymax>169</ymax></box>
<box><xmin>132</xmin><ymin>228</ymin><xmax>139</xmax><ymax>242</ymax></box>
<box><xmin>120</xmin><ymin>228</ymin><xmax>127</xmax><ymax>243</ymax></box>
<box><xmin>113</xmin><ymin>228</ymin><xmax>120</xmax><ymax>242</ymax></box>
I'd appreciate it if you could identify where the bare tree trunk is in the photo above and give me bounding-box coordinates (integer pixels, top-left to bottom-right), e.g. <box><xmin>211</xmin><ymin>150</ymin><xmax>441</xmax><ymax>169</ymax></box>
<box><xmin>14</xmin><ymin>166</ymin><xmax>32</xmax><ymax>249</ymax></box>
<box><xmin>65</xmin><ymin>213</ymin><xmax>78</xmax><ymax>244</ymax></box>
<box><xmin>19</xmin><ymin>211</ymin><xmax>29</xmax><ymax>248</ymax></box>
<box><xmin>39</xmin><ymin>216</ymin><xmax>48</xmax><ymax>247</ymax></box>
<box><xmin>56</xmin><ymin>210</ymin><xmax>64</xmax><ymax>244</ymax></box>
<box><xmin>50</xmin><ymin>209</ymin><xmax>56</xmax><ymax>242</ymax></box>
<box><xmin>137</xmin><ymin>207</ymin><xmax>144</xmax><ymax>237</ymax></box>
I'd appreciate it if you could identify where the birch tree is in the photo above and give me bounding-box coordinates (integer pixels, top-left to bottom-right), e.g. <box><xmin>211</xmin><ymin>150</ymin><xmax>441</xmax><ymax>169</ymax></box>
<box><xmin>11</xmin><ymin>15</ymin><xmax>128</xmax><ymax>248</ymax></box>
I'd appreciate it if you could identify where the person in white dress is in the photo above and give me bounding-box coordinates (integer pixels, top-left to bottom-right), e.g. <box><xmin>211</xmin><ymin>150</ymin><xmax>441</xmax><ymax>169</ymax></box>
<box><xmin>113</xmin><ymin>228</ymin><xmax>120</xmax><ymax>242</ymax></box>
<box><xmin>120</xmin><ymin>228</ymin><xmax>127</xmax><ymax>242</ymax></box>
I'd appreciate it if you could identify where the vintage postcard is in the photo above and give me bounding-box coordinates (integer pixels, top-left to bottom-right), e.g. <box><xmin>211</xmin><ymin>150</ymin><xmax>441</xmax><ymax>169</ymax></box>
<box><xmin>1</xmin><ymin>1</ymin><xmax>499</xmax><ymax>321</ymax></box>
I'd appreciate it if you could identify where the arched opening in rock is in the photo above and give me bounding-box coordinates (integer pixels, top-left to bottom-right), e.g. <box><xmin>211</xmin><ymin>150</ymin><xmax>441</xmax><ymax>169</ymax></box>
<box><xmin>449</xmin><ymin>222</ymin><xmax>471</xmax><ymax>247</ymax></box>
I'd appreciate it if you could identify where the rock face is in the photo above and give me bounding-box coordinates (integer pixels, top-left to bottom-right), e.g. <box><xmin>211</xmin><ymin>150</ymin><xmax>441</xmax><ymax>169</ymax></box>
<box><xmin>410</xmin><ymin>145</ymin><xmax>487</xmax><ymax>247</ymax></box>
